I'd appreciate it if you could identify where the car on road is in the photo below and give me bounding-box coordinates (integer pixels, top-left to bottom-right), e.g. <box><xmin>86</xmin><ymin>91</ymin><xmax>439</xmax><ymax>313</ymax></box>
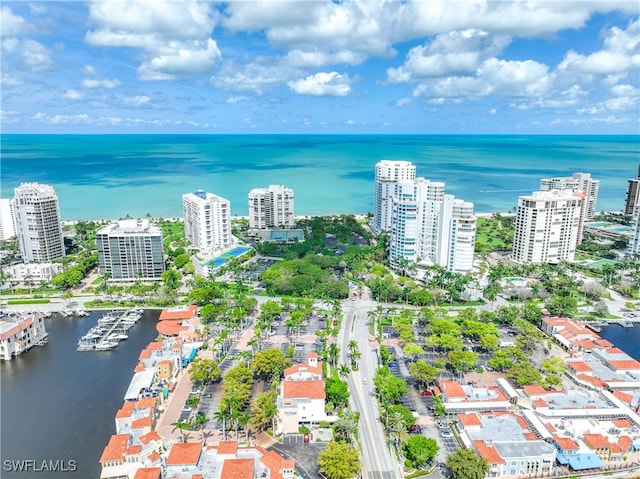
<box><xmin>181</xmin><ymin>406</ymin><xmax>192</xmax><ymax>412</ymax></box>
<box><xmin>421</xmin><ymin>390</ymin><xmax>433</xmax><ymax>396</ymax></box>
<box><xmin>362</xmin><ymin>378</ymin><xmax>368</xmax><ymax>385</ymax></box>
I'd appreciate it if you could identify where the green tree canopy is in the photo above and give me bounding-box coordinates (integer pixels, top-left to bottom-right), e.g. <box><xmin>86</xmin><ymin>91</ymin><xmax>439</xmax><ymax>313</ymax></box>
<box><xmin>318</xmin><ymin>441</ymin><xmax>360</xmax><ymax>479</ymax></box>
<box><xmin>251</xmin><ymin>348</ymin><xmax>292</xmax><ymax>381</ymax></box>
<box><xmin>403</xmin><ymin>436</ymin><xmax>439</xmax><ymax>468</ymax></box>
<box><xmin>188</xmin><ymin>357</ymin><xmax>221</xmax><ymax>384</ymax></box>
<box><xmin>446</xmin><ymin>447</ymin><xmax>490</xmax><ymax>479</ymax></box>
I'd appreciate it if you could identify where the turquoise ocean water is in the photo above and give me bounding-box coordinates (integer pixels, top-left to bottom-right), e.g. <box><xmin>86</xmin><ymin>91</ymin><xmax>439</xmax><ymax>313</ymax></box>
<box><xmin>1</xmin><ymin>135</ymin><xmax>638</xmax><ymax>221</ymax></box>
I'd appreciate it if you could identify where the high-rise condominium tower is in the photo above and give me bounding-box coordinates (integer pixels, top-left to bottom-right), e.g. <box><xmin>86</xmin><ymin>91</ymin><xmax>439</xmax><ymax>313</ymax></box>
<box><xmin>540</xmin><ymin>172</ymin><xmax>599</xmax><ymax>243</ymax></box>
<box><xmin>248</xmin><ymin>184</ymin><xmax>295</xmax><ymax>229</ymax></box>
<box><xmin>373</xmin><ymin>160</ymin><xmax>416</xmax><ymax>235</ymax></box>
<box><xmin>0</xmin><ymin>199</ymin><xmax>16</xmax><ymax>240</ymax></box>
<box><xmin>182</xmin><ymin>190</ymin><xmax>232</xmax><ymax>251</ymax></box>
<box><xmin>624</xmin><ymin>163</ymin><xmax>640</xmax><ymax>216</ymax></box>
<box><xmin>11</xmin><ymin>183</ymin><xmax>65</xmax><ymax>263</ymax></box>
<box><xmin>512</xmin><ymin>190</ymin><xmax>582</xmax><ymax>264</ymax></box>
<box><xmin>388</xmin><ymin>176</ymin><xmax>476</xmax><ymax>273</ymax></box>
<box><xmin>96</xmin><ymin>220</ymin><xmax>165</xmax><ymax>280</ymax></box>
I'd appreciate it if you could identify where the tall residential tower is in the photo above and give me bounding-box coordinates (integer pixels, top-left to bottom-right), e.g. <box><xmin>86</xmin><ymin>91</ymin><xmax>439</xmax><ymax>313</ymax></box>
<box><xmin>512</xmin><ymin>190</ymin><xmax>582</xmax><ymax>264</ymax></box>
<box><xmin>248</xmin><ymin>184</ymin><xmax>295</xmax><ymax>229</ymax></box>
<box><xmin>182</xmin><ymin>190</ymin><xmax>232</xmax><ymax>251</ymax></box>
<box><xmin>96</xmin><ymin>220</ymin><xmax>165</xmax><ymax>281</ymax></box>
<box><xmin>11</xmin><ymin>183</ymin><xmax>65</xmax><ymax>263</ymax></box>
<box><xmin>624</xmin><ymin>163</ymin><xmax>640</xmax><ymax>216</ymax></box>
<box><xmin>540</xmin><ymin>172</ymin><xmax>599</xmax><ymax>243</ymax></box>
<box><xmin>372</xmin><ymin>160</ymin><xmax>416</xmax><ymax>235</ymax></box>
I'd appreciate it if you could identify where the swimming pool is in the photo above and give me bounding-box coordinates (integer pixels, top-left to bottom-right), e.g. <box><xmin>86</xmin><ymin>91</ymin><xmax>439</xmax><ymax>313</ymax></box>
<box><xmin>204</xmin><ymin>246</ymin><xmax>252</xmax><ymax>268</ymax></box>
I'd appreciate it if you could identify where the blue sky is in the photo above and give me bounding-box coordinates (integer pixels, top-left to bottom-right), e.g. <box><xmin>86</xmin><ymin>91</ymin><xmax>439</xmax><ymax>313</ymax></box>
<box><xmin>1</xmin><ymin>1</ymin><xmax>639</xmax><ymax>134</ymax></box>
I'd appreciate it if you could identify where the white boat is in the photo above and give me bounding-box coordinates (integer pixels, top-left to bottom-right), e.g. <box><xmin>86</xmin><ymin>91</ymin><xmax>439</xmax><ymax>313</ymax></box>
<box><xmin>95</xmin><ymin>340</ymin><xmax>118</xmax><ymax>351</ymax></box>
<box><xmin>109</xmin><ymin>333</ymin><xmax>128</xmax><ymax>341</ymax></box>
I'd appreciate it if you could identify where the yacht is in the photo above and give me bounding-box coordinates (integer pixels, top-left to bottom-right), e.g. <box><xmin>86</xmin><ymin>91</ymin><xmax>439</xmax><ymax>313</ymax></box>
<box><xmin>95</xmin><ymin>340</ymin><xmax>118</xmax><ymax>351</ymax></box>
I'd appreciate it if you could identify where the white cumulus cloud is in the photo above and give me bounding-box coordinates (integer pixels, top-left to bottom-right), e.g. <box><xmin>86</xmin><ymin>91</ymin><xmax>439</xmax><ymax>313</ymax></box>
<box><xmin>123</xmin><ymin>95</ymin><xmax>151</xmax><ymax>106</ymax></box>
<box><xmin>1</xmin><ymin>5</ymin><xmax>29</xmax><ymax>37</ymax></box>
<box><xmin>86</xmin><ymin>0</ymin><xmax>221</xmax><ymax>80</ymax></box>
<box><xmin>81</xmin><ymin>78</ymin><xmax>122</xmax><ymax>89</ymax></box>
<box><xmin>288</xmin><ymin>71</ymin><xmax>351</xmax><ymax>96</ymax></box>
<box><xmin>64</xmin><ymin>89</ymin><xmax>84</xmax><ymax>100</ymax></box>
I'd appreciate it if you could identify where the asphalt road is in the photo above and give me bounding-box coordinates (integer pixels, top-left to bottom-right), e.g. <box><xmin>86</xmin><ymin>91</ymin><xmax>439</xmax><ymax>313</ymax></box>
<box><xmin>340</xmin><ymin>296</ymin><xmax>401</xmax><ymax>479</ymax></box>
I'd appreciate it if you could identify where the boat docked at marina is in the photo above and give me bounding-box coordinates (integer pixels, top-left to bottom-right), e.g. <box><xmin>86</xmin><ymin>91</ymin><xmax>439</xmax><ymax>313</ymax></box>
<box><xmin>95</xmin><ymin>340</ymin><xmax>119</xmax><ymax>351</ymax></box>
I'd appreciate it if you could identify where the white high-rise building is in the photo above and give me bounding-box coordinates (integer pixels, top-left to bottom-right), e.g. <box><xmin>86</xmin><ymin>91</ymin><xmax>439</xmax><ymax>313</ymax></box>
<box><xmin>182</xmin><ymin>190</ymin><xmax>232</xmax><ymax>251</ymax></box>
<box><xmin>438</xmin><ymin>196</ymin><xmax>477</xmax><ymax>273</ymax></box>
<box><xmin>628</xmin><ymin>211</ymin><xmax>640</xmax><ymax>257</ymax></box>
<box><xmin>512</xmin><ymin>190</ymin><xmax>583</xmax><ymax>264</ymax></box>
<box><xmin>0</xmin><ymin>199</ymin><xmax>16</xmax><ymax>240</ymax></box>
<box><xmin>540</xmin><ymin>172</ymin><xmax>598</xmax><ymax>244</ymax></box>
<box><xmin>248</xmin><ymin>184</ymin><xmax>295</xmax><ymax>229</ymax></box>
<box><xmin>11</xmin><ymin>183</ymin><xmax>65</xmax><ymax>263</ymax></box>
<box><xmin>624</xmin><ymin>164</ymin><xmax>640</xmax><ymax>216</ymax></box>
<box><xmin>373</xmin><ymin>160</ymin><xmax>416</xmax><ymax>234</ymax></box>
<box><xmin>96</xmin><ymin>220</ymin><xmax>165</xmax><ymax>281</ymax></box>
<box><xmin>388</xmin><ymin>177</ymin><xmax>475</xmax><ymax>273</ymax></box>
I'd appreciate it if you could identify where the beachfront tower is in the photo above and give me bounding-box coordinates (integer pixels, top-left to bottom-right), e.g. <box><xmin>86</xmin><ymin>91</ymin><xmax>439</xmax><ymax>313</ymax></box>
<box><xmin>373</xmin><ymin>160</ymin><xmax>416</xmax><ymax>235</ymax></box>
<box><xmin>248</xmin><ymin>184</ymin><xmax>295</xmax><ymax>229</ymax></box>
<box><xmin>96</xmin><ymin>220</ymin><xmax>165</xmax><ymax>281</ymax></box>
<box><xmin>388</xmin><ymin>177</ymin><xmax>475</xmax><ymax>274</ymax></box>
<box><xmin>182</xmin><ymin>190</ymin><xmax>232</xmax><ymax>252</ymax></box>
<box><xmin>624</xmin><ymin>163</ymin><xmax>640</xmax><ymax>216</ymax></box>
<box><xmin>0</xmin><ymin>199</ymin><xmax>16</xmax><ymax>240</ymax></box>
<box><xmin>629</xmin><ymin>212</ymin><xmax>640</xmax><ymax>257</ymax></box>
<box><xmin>11</xmin><ymin>183</ymin><xmax>65</xmax><ymax>263</ymax></box>
<box><xmin>540</xmin><ymin>172</ymin><xmax>599</xmax><ymax>244</ymax></box>
<box><xmin>512</xmin><ymin>190</ymin><xmax>583</xmax><ymax>264</ymax></box>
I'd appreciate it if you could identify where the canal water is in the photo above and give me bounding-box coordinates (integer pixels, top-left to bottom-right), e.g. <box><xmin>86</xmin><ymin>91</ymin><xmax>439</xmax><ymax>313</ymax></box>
<box><xmin>598</xmin><ymin>322</ymin><xmax>640</xmax><ymax>361</ymax></box>
<box><xmin>0</xmin><ymin>310</ymin><xmax>160</xmax><ymax>479</ymax></box>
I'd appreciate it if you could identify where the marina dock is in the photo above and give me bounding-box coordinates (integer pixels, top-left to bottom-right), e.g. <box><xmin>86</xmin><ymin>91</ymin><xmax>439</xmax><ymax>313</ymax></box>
<box><xmin>77</xmin><ymin>309</ymin><xmax>143</xmax><ymax>351</ymax></box>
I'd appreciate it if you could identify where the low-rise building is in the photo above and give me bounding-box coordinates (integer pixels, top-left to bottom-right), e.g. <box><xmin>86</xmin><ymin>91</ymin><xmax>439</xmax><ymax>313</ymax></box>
<box><xmin>0</xmin><ymin>313</ymin><xmax>48</xmax><ymax>360</ymax></box>
<box><xmin>276</xmin><ymin>352</ymin><xmax>328</xmax><ymax>434</ymax></box>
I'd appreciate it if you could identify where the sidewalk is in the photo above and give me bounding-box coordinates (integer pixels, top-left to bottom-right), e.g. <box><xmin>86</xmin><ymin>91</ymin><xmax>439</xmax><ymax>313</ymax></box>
<box><xmin>156</xmin><ymin>368</ymin><xmax>194</xmax><ymax>441</ymax></box>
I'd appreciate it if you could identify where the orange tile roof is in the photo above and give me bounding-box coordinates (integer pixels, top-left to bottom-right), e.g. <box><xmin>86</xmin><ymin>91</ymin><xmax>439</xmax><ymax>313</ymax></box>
<box><xmin>100</xmin><ymin>434</ymin><xmax>129</xmax><ymax>463</ymax></box>
<box><xmin>138</xmin><ymin>397</ymin><xmax>157</xmax><ymax>409</ymax></box>
<box><xmin>567</xmin><ymin>361</ymin><xmax>592</xmax><ymax>372</ymax></box>
<box><xmin>259</xmin><ymin>449</ymin><xmax>295</xmax><ymax>479</ymax></box>
<box><xmin>534</xmin><ymin>399</ymin><xmax>548</xmax><ymax>407</ymax></box>
<box><xmin>221</xmin><ymin>458</ymin><xmax>254</xmax><ymax>479</ymax></box>
<box><xmin>458</xmin><ymin>413</ymin><xmax>482</xmax><ymax>427</ymax></box>
<box><xmin>159</xmin><ymin>305</ymin><xmax>198</xmax><ymax>321</ymax></box>
<box><xmin>606</xmin><ymin>347</ymin><xmax>624</xmax><ymax>354</ymax></box>
<box><xmin>166</xmin><ymin>442</ymin><xmax>202</xmax><ymax>465</ymax></box>
<box><xmin>308</xmin><ymin>352</ymin><xmax>318</xmax><ymax>358</ymax></box>
<box><xmin>126</xmin><ymin>445</ymin><xmax>142</xmax><ymax>455</ymax></box>
<box><xmin>578</xmin><ymin>374</ymin><xmax>604</xmax><ymax>388</ymax></box>
<box><xmin>148</xmin><ymin>452</ymin><xmax>161</xmax><ymax>463</ymax></box>
<box><xmin>523</xmin><ymin>385</ymin><xmax>548</xmax><ymax>397</ymax></box>
<box><xmin>157</xmin><ymin>320</ymin><xmax>186</xmax><ymax>336</ymax></box>
<box><xmin>217</xmin><ymin>440</ymin><xmax>239</xmax><ymax>455</ymax></box>
<box><xmin>608</xmin><ymin>359</ymin><xmax>640</xmax><ymax>370</ymax></box>
<box><xmin>283</xmin><ymin>380</ymin><xmax>325</xmax><ymax>400</ymax></box>
<box><xmin>134</xmin><ymin>467</ymin><xmax>162</xmax><ymax>479</ymax></box>
<box><xmin>134</xmin><ymin>363</ymin><xmax>147</xmax><ymax>372</ymax></box>
<box><xmin>473</xmin><ymin>440</ymin><xmax>505</xmax><ymax>464</ymax></box>
<box><xmin>554</xmin><ymin>435</ymin><xmax>579</xmax><ymax>450</ymax></box>
<box><xmin>131</xmin><ymin>416</ymin><xmax>152</xmax><ymax>429</ymax></box>
<box><xmin>284</xmin><ymin>362</ymin><xmax>323</xmax><ymax>377</ymax></box>
<box><xmin>525</xmin><ymin>432</ymin><xmax>537</xmax><ymax>440</ymax></box>
<box><xmin>440</xmin><ymin>381</ymin><xmax>466</xmax><ymax>398</ymax></box>
<box><xmin>0</xmin><ymin>317</ymin><xmax>33</xmax><ymax>340</ymax></box>
<box><xmin>116</xmin><ymin>401</ymin><xmax>137</xmax><ymax>418</ymax></box>
<box><xmin>596</xmin><ymin>339</ymin><xmax>612</xmax><ymax>347</ymax></box>
<box><xmin>546</xmin><ymin>423</ymin><xmax>557</xmax><ymax>433</ymax></box>
<box><xmin>583</xmin><ymin>433</ymin><xmax>612</xmax><ymax>450</ymax></box>
<box><xmin>618</xmin><ymin>436</ymin><xmax>632</xmax><ymax>451</ymax></box>
<box><xmin>612</xmin><ymin>419</ymin><xmax>632</xmax><ymax>428</ymax></box>
<box><xmin>612</xmin><ymin>390</ymin><xmax>634</xmax><ymax>404</ymax></box>
<box><xmin>139</xmin><ymin>431</ymin><xmax>162</xmax><ymax>445</ymax></box>
<box><xmin>574</xmin><ymin>340</ymin><xmax>597</xmax><ymax>349</ymax></box>
<box><xmin>139</xmin><ymin>349</ymin><xmax>152</xmax><ymax>360</ymax></box>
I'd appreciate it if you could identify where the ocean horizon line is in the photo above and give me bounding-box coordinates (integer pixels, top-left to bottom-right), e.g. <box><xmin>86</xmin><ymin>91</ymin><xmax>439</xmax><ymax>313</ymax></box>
<box><xmin>3</xmin><ymin>132</ymin><xmax>640</xmax><ymax>137</ymax></box>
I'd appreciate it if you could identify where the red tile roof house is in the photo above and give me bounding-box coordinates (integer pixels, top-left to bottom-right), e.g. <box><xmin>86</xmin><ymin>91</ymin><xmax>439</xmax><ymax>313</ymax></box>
<box><xmin>276</xmin><ymin>353</ymin><xmax>329</xmax><ymax>435</ymax></box>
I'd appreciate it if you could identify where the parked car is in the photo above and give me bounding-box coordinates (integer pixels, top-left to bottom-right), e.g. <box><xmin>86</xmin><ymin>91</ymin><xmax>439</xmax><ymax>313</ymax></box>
<box><xmin>421</xmin><ymin>390</ymin><xmax>433</xmax><ymax>396</ymax></box>
<box><xmin>181</xmin><ymin>406</ymin><xmax>192</xmax><ymax>412</ymax></box>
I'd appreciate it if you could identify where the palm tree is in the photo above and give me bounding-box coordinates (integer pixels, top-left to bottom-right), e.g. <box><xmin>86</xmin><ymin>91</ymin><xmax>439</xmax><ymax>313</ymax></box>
<box><xmin>387</xmin><ymin>411</ymin><xmax>405</xmax><ymax>451</ymax></box>
<box><xmin>334</xmin><ymin>408</ymin><xmax>359</xmax><ymax>444</ymax></box>
<box><xmin>213</xmin><ymin>410</ymin><xmax>229</xmax><ymax>440</ymax></box>
<box><xmin>171</xmin><ymin>418</ymin><xmax>189</xmax><ymax>443</ymax></box>
<box><xmin>237</xmin><ymin>411</ymin><xmax>251</xmax><ymax>444</ymax></box>
<box><xmin>338</xmin><ymin>363</ymin><xmax>351</xmax><ymax>378</ymax></box>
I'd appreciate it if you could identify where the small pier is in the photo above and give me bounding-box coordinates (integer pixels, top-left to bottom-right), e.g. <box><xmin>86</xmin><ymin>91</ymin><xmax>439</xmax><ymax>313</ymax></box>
<box><xmin>77</xmin><ymin>309</ymin><xmax>143</xmax><ymax>352</ymax></box>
